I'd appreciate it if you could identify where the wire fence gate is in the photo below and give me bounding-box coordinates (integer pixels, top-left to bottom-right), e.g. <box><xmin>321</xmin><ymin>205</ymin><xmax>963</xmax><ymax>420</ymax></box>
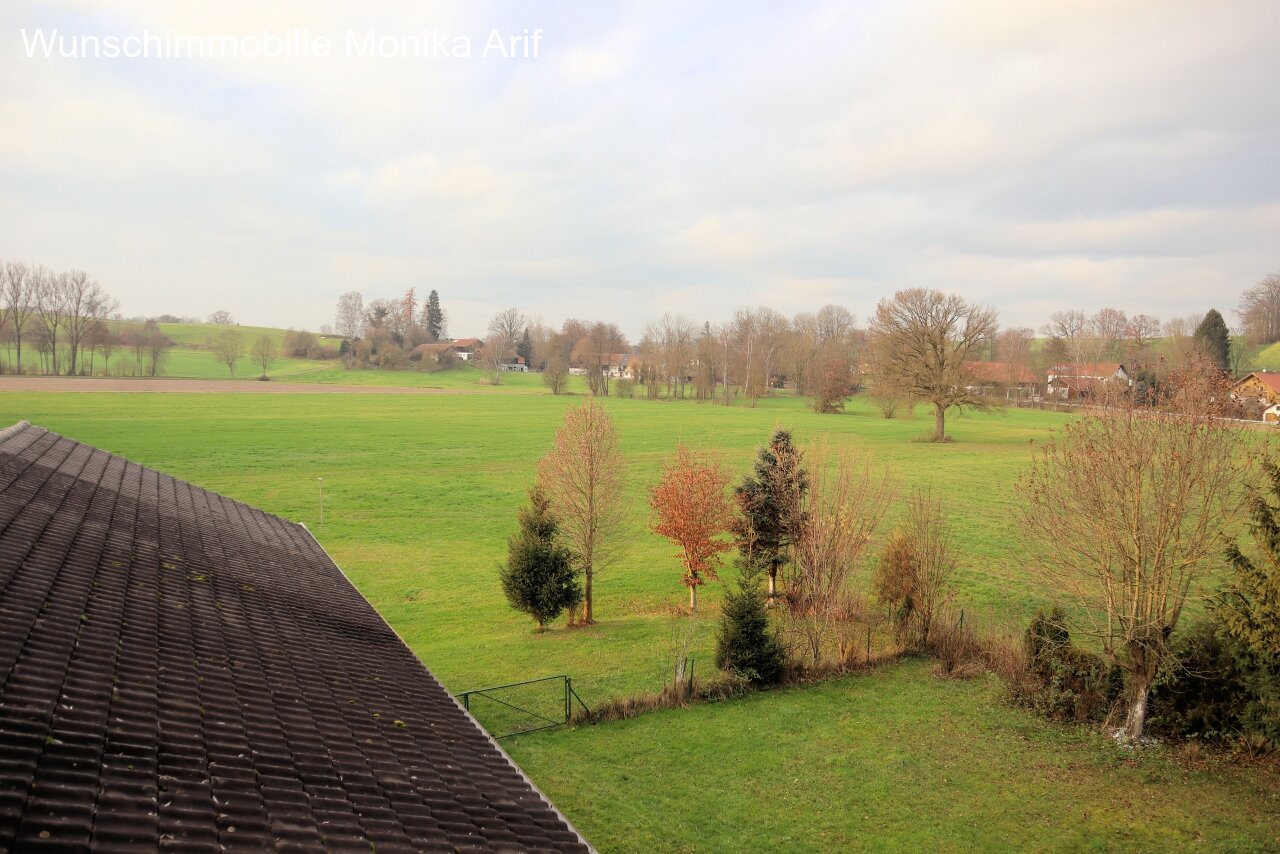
<box><xmin>458</xmin><ymin>675</ymin><xmax>589</xmax><ymax>739</ymax></box>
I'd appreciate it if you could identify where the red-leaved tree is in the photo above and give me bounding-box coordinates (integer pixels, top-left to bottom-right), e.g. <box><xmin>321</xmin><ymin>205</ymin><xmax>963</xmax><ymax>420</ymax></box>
<box><xmin>650</xmin><ymin>446</ymin><xmax>735</xmax><ymax>614</ymax></box>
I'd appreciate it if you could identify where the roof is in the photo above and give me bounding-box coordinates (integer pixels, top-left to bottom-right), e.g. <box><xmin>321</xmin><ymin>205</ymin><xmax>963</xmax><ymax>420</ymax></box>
<box><xmin>1234</xmin><ymin>371</ymin><xmax>1280</xmax><ymax>394</ymax></box>
<box><xmin>450</xmin><ymin>338</ymin><xmax>482</xmax><ymax>349</ymax></box>
<box><xmin>964</xmin><ymin>361</ymin><xmax>1038</xmax><ymax>385</ymax></box>
<box><xmin>0</xmin><ymin>422</ymin><xmax>590</xmax><ymax>853</ymax></box>
<box><xmin>1048</xmin><ymin>362</ymin><xmax>1126</xmax><ymax>379</ymax></box>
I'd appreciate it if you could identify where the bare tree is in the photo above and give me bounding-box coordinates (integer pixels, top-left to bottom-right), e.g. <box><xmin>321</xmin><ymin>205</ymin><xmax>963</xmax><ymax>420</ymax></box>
<box><xmin>787</xmin><ymin>449</ymin><xmax>893</xmax><ymax>666</ymax></box>
<box><xmin>1090</xmin><ymin>308</ymin><xmax>1128</xmax><ymax>361</ymax></box>
<box><xmin>1237</xmin><ymin>271</ymin><xmax>1280</xmax><ymax>345</ymax></box>
<box><xmin>253</xmin><ymin>333</ymin><xmax>279</xmax><ymax>378</ymax></box>
<box><xmin>335</xmin><ymin>291</ymin><xmax>364</xmax><ymax>365</ymax></box>
<box><xmin>483</xmin><ymin>307</ymin><xmax>525</xmax><ymax>384</ymax></box>
<box><xmin>2</xmin><ymin>261</ymin><xmax>36</xmax><ymax>374</ymax></box>
<box><xmin>1041</xmin><ymin>309</ymin><xmax>1090</xmax><ymax>367</ymax></box>
<box><xmin>213</xmin><ymin>328</ymin><xmax>245</xmax><ymax>377</ymax></box>
<box><xmin>537</xmin><ymin>400</ymin><xmax>626</xmax><ymax>625</ymax></box>
<box><xmin>61</xmin><ymin>271</ymin><xmax>114</xmax><ymax>375</ymax></box>
<box><xmin>570</xmin><ymin>321</ymin><xmax>626</xmax><ymax>397</ymax></box>
<box><xmin>208</xmin><ymin>310</ymin><xmax>234</xmax><ymax>325</ymax></box>
<box><xmin>143</xmin><ymin>321</ymin><xmax>172</xmax><ymax>377</ymax></box>
<box><xmin>1017</xmin><ymin>356</ymin><xmax>1247</xmax><ymax>740</ymax></box>
<box><xmin>542</xmin><ymin>349</ymin><xmax>569</xmax><ymax>394</ymax></box>
<box><xmin>32</xmin><ymin>267</ymin><xmax>69</xmax><ymax>375</ymax></box>
<box><xmin>868</xmin><ymin>289</ymin><xmax>999</xmax><ymax>442</ymax></box>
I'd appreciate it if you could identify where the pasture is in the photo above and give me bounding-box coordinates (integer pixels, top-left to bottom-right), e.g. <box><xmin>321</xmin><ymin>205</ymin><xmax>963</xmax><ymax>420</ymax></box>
<box><xmin>1</xmin><ymin>382</ymin><xmax>1275</xmax><ymax>850</ymax></box>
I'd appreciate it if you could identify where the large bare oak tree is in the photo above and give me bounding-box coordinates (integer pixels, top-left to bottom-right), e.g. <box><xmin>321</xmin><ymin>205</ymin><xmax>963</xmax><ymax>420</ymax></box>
<box><xmin>868</xmin><ymin>288</ymin><xmax>998</xmax><ymax>442</ymax></box>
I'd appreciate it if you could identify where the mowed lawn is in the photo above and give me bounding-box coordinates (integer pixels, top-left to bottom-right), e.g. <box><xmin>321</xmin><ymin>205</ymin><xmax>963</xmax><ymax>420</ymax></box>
<box><xmin>2</xmin><ymin>386</ymin><xmax>1275</xmax><ymax>850</ymax></box>
<box><xmin>508</xmin><ymin>659</ymin><xmax>1280</xmax><ymax>852</ymax></box>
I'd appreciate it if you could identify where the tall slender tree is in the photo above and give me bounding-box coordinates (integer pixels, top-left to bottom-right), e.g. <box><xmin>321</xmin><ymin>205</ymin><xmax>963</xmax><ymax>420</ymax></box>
<box><xmin>424</xmin><ymin>290</ymin><xmax>444</xmax><ymax>342</ymax></box>
<box><xmin>537</xmin><ymin>400</ymin><xmax>626</xmax><ymax>624</ymax></box>
<box><xmin>731</xmin><ymin>429</ymin><xmax>808</xmax><ymax>598</ymax></box>
<box><xmin>650</xmin><ymin>446</ymin><xmax>735</xmax><ymax>614</ymax></box>
<box><xmin>1193</xmin><ymin>308</ymin><xmax>1232</xmax><ymax>372</ymax></box>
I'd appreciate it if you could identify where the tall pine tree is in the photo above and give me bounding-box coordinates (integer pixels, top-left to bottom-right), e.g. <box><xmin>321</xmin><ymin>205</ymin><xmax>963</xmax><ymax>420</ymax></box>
<box><xmin>500</xmin><ymin>487</ymin><xmax>581</xmax><ymax>630</ymax></box>
<box><xmin>731</xmin><ymin>429</ymin><xmax>809</xmax><ymax>598</ymax></box>
<box><xmin>424</xmin><ymin>290</ymin><xmax>444</xmax><ymax>342</ymax></box>
<box><xmin>1193</xmin><ymin>309</ymin><xmax>1231</xmax><ymax>372</ymax></box>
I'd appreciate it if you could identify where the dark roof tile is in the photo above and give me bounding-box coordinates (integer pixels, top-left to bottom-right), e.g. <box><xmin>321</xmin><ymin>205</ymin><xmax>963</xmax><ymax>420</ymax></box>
<box><xmin>0</xmin><ymin>422</ymin><xmax>591</xmax><ymax>853</ymax></box>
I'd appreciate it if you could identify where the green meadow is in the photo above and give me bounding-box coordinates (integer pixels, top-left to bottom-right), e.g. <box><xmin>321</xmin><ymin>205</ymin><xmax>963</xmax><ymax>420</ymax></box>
<box><xmin>1</xmin><ymin>381</ymin><xmax>1275</xmax><ymax>850</ymax></box>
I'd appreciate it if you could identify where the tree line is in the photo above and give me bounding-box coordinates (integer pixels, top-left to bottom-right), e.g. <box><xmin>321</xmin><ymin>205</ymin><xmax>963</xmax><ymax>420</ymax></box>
<box><xmin>0</xmin><ymin>259</ymin><xmax>175</xmax><ymax>376</ymax></box>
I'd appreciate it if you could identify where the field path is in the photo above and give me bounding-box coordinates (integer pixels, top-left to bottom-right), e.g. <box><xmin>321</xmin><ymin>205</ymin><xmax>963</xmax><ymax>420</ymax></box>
<box><xmin>0</xmin><ymin>377</ymin><xmax>474</xmax><ymax>394</ymax></box>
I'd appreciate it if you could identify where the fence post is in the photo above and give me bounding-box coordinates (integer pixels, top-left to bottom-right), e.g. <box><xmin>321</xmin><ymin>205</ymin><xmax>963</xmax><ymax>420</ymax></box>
<box><xmin>564</xmin><ymin>677</ymin><xmax>571</xmax><ymax>724</ymax></box>
<box><xmin>463</xmin><ymin>692</ymin><xmax>469</xmax><ymax>713</ymax></box>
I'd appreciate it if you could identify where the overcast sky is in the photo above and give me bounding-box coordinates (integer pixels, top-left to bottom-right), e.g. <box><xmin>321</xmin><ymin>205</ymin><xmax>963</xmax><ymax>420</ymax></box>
<box><xmin>2</xmin><ymin>1</ymin><xmax>1277</xmax><ymax>339</ymax></box>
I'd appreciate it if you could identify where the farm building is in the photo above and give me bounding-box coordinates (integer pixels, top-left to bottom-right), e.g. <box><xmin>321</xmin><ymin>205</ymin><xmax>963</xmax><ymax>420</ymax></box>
<box><xmin>0</xmin><ymin>421</ymin><xmax>590</xmax><ymax>852</ymax></box>
<box><xmin>1045</xmin><ymin>363</ymin><xmax>1131</xmax><ymax>400</ymax></box>
<box><xmin>1230</xmin><ymin>371</ymin><xmax>1280</xmax><ymax>406</ymax></box>
<box><xmin>450</xmin><ymin>338</ymin><xmax>484</xmax><ymax>361</ymax></box>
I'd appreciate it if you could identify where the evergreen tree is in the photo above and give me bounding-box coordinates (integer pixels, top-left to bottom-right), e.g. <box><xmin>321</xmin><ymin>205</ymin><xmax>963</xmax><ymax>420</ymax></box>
<box><xmin>516</xmin><ymin>329</ymin><xmax>533</xmax><ymax>369</ymax></box>
<box><xmin>715</xmin><ymin>564</ymin><xmax>786</xmax><ymax>685</ymax></box>
<box><xmin>500</xmin><ymin>487</ymin><xmax>582</xmax><ymax>630</ymax></box>
<box><xmin>731</xmin><ymin>429</ymin><xmax>809</xmax><ymax>598</ymax></box>
<box><xmin>1219</xmin><ymin>456</ymin><xmax>1280</xmax><ymax>744</ymax></box>
<box><xmin>424</xmin><ymin>290</ymin><xmax>444</xmax><ymax>342</ymax></box>
<box><xmin>1193</xmin><ymin>309</ymin><xmax>1231</xmax><ymax>372</ymax></box>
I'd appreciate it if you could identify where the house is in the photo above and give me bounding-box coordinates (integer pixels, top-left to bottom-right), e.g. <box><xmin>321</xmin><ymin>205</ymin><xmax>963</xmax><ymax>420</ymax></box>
<box><xmin>964</xmin><ymin>361</ymin><xmax>1039</xmax><ymax>396</ymax></box>
<box><xmin>409</xmin><ymin>341</ymin><xmax>456</xmax><ymax>364</ymax></box>
<box><xmin>1264</xmin><ymin>403</ymin><xmax>1280</xmax><ymax>424</ymax></box>
<box><xmin>602</xmin><ymin>353</ymin><xmax>637</xmax><ymax>379</ymax></box>
<box><xmin>1045</xmin><ymin>363</ymin><xmax>1131</xmax><ymax>400</ymax></box>
<box><xmin>0</xmin><ymin>421</ymin><xmax>591</xmax><ymax>852</ymax></box>
<box><xmin>1230</xmin><ymin>371</ymin><xmax>1280</xmax><ymax>407</ymax></box>
<box><xmin>450</xmin><ymin>337</ymin><xmax>483</xmax><ymax>361</ymax></box>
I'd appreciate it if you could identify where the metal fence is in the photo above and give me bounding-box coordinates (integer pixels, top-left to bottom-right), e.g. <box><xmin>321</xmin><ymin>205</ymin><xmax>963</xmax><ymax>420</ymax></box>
<box><xmin>458</xmin><ymin>675</ymin><xmax>589</xmax><ymax>739</ymax></box>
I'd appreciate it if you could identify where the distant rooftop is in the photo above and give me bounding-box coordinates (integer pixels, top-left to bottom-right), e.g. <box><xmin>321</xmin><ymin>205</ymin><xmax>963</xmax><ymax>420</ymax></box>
<box><xmin>0</xmin><ymin>421</ymin><xmax>590</xmax><ymax>852</ymax></box>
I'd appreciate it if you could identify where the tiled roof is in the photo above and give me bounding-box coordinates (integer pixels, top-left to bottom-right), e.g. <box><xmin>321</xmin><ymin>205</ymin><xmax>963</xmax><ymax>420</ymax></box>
<box><xmin>1048</xmin><ymin>362</ymin><xmax>1126</xmax><ymax>379</ymax></box>
<box><xmin>964</xmin><ymin>361</ymin><xmax>1038</xmax><ymax>385</ymax></box>
<box><xmin>1234</xmin><ymin>371</ymin><xmax>1280</xmax><ymax>394</ymax></box>
<box><xmin>0</xmin><ymin>422</ymin><xmax>590</xmax><ymax>853</ymax></box>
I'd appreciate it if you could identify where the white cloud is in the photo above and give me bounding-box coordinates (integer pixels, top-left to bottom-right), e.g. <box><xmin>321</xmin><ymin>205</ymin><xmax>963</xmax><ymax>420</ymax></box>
<box><xmin>1</xmin><ymin>0</ymin><xmax>1277</xmax><ymax>337</ymax></box>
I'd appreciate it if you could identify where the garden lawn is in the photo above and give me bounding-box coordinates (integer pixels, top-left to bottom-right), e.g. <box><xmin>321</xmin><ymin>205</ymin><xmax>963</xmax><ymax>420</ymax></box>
<box><xmin>507</xmin><ymin>659</ymin><xmax>1280</xmax><ymax>852</ymax></box>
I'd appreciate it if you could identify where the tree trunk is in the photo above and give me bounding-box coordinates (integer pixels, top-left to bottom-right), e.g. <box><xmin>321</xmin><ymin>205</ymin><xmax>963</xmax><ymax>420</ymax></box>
<box><xmin>934</xmin><ymin>403</ymin><xmax>946</xmax><ymax>442</ymax></box>
<box><xmin>767</xmin><ymin>568</ymin><xmax>776</xmax><ymax>598</ymax></box>
<box><xmin>1123</xmin><ymin>676</ymin><xmax>1151</xmax><ymax>741</ymax></box>
<box><xmin>583</xmin><ymin>567</ymin><xmax>594</xmax><ymax>624</ymax></box>
<box><xmin>689</xmin><ymin>584</ymin><xmax>697</xmax><ymax>614</ymax></box>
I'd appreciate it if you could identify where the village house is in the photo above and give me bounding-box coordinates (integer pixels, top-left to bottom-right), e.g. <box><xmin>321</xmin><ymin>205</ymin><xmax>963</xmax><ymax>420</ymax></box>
<box><xmin>964</xmin><ymin>361</ymin><xmax>1040</xmax><ymax>397</ymax></box>
<box><xmin>408</xmin><ymin>341</ymin><xmax>457</xmax><ymax>365</ymax></box>
<box><xmin>449</xmin><ymin>337</ymin><xmax>483</xmax><ymax>360</ymax></box>
<box><xmin>1230</xmin><ymin>371</ymin><xmax>1280</xmax><ymax>407</ymax></box>
<box><xmin>1045</xmin><ymin>362</ymin><xmax>1131</xmax><ymax>401</ymax></box>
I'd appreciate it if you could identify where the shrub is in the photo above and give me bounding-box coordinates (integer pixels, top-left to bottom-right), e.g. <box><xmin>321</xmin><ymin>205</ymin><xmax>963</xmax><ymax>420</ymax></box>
<box><xmin>1148</xmin><ymin>621</ymin><xmax>1251</xmax><ymax>743</ymax></box>
<box><xmin>716</xmin><ymin>565</ymin><xmax>786</xmax><ymax>685</ymax></box>
<box><xmin>1018</xmin><ymin>606</ymin><xmax>1122</xmax><ymax>722</ymax></box>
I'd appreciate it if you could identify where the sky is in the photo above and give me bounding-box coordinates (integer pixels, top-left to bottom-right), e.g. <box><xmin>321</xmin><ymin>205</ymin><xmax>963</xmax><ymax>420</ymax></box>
<box><xmin>1</xmin><ymin>0</ymin><xmax>1277</xmax><ymax>339</ymax></box>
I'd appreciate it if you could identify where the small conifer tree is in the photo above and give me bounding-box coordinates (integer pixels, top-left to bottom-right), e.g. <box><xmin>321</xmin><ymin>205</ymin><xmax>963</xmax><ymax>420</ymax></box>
<box><xmin>715</xmin><ymin>565</ymin><xmax>786</xmax><ymax>685</ymax></box>
<box><xmin>500</xmin><ymin>487</ymin><xmax>582</xmax><ymax>630</ymax></box>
